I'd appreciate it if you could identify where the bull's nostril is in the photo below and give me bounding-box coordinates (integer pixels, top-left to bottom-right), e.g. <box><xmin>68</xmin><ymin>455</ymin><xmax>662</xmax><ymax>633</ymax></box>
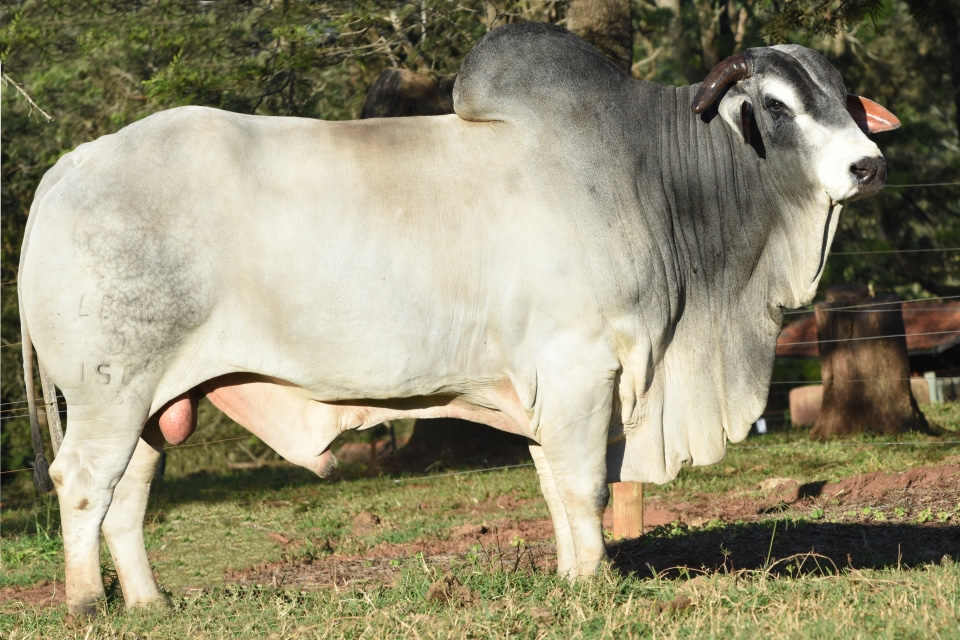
<box><xmin>850</xmin><ymin>156</ymin><xmax>885</xmax><ymax>185</ymax></box>
<box><xmin>850</xmin><ymin>160</ymin><xmax>875</xmax><ymax>183</ymax></box>
<box><xmin>848</xmin><ymin>156</ymin><xmax>887</xmax><ymax>197</ymax></box>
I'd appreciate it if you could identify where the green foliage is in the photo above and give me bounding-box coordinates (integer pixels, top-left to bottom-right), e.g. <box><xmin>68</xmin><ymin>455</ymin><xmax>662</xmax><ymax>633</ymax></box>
<box><xmin>760</xmin><ymin>0</ymin><xmax>890</xmax><ymax>43</ymax></box>
<box><xmin>814</xmin><ymin>2</ymin><xmax>960</xmax><ymax>297</ymax></box>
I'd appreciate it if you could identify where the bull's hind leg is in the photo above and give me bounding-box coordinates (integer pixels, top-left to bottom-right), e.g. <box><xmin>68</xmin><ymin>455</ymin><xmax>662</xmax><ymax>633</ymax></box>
<box><xmin>101</xmin><ymin>422</ymin><xmax>164</xmax><ymax>608</ymax></box>
<box><xmin>48</xmin><ymin>401</ymin><xmax>149</xmax><ymax>616</ymax></box>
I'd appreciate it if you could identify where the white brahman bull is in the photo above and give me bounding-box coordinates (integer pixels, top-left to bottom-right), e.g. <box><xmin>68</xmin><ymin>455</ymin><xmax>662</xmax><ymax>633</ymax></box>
<box><xmin>19</xmin><ymin>23</ymin><xmax>898</xmax><ymax>615</ymax></box>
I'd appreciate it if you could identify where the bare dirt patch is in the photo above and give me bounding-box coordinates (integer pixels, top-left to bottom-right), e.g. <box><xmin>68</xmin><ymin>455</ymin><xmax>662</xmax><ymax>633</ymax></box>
<box><xmin>224</xmin><ymin>464</ymin><xmax>960</xmax><ymax>590</ymax></box>
<box><xmin>642</xmin><ymin>463</ymin><xmax>960</xmax><ymax>527</ymax></box>
<box><xmin>0</xmin><ymin>580</ymin><xmax>65</xmax><ymax>610</ymax></box>
<box><xmin>226</xmin><ymin>516</ymin><xmax>558</xmax><ymax>589</ymax></box>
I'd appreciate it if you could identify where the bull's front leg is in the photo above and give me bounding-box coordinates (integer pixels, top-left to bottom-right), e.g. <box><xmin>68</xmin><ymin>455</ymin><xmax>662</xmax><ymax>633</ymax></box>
<box><xmin>534</xmin><ymin>368</ymin><xmax>615</xmax><ymax>579</ymax></box>
<box><xmin>529</xmin><ymin>444</ymin><xmax>577</xmax><ymax>575</ymax></box>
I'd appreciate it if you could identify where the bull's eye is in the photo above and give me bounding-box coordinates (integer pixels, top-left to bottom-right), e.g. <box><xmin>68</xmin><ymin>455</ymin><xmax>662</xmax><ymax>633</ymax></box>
<box><xmin>765</xmin><ymin>97</ymin><xmax>788</xmax><ymax>117</ymax></box>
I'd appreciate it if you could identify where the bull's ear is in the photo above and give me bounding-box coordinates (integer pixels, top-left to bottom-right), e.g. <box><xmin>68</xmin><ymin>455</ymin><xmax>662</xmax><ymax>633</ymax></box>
<box><xmin>718</xmin><ymin>94</ymin><xmax>753</xmax><ymax>144</ymax></box>
<box><xmin>846</xmin><ymin>94</ymin><xmax>900</xmax><ymax>133</ymax></box>
<box><xmin>739</xmin><ymin>101</ymin><xmax>753</xmax><ymax>145</ymax></box>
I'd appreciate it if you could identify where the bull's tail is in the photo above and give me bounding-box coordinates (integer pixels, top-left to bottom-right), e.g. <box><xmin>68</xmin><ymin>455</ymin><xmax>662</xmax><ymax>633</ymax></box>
<box><xmin>22</xmin><ymin>317</ymin><xmax>54</xmax><ymax>493</ymax></box>
<box><xmin>20</xmin><ymin>152</ymin><xmax>73</xmax><ymax>494</ymax></box>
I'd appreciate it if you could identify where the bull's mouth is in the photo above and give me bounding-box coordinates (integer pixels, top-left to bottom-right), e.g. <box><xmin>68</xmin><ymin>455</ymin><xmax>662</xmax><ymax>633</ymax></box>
<box><xmin>844</xmin><ymin>179</ymin><xmax>885</xmax><ymax>202</ymax></box>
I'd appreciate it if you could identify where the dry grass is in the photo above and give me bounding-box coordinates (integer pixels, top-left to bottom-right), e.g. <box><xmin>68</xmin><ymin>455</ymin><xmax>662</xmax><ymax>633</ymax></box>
<box><xmin>3</xmin><ymin>559</ymin><xmax>959</xmax><ymax>639</ymax></box>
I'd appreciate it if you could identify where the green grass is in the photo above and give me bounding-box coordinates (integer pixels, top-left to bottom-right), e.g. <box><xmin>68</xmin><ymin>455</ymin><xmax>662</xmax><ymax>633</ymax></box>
<box><xmin>2</xmin><ymin>402</ymin><xmax>959</xmax><ymax>638</ymax></box>
<box><xmin>1</xmin><ymin>495</ymin><xmax>64</xmax><ymax>588</ymax></box>
<box><xmin>2</xmin><ymin>462</ymin><xmax>549</xmax><ymax>593</ymax></box>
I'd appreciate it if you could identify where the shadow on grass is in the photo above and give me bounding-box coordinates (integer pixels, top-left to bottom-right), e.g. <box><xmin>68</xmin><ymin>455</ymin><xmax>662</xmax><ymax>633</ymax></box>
<box><xmin>608</xmin><ymin>520</ymin><xmax>960</xmax><ymax>578</ymax></box>
<box><xmin>1</xmin><ymin>446</ymin><xmax>532</xmax><ymax>535</ymax></box>
<box><xmin>152</xmin><ymin>465</ymin><xmax>327</xmax><ymax>506</ymax></box>
<box><xmin>149</xmin><ymin>448</ymin><xmax>532</xmax><ymax>508</ymax></box>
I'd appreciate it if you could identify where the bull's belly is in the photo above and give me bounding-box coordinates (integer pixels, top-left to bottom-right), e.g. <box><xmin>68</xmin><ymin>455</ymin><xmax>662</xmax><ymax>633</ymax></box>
<box><xmin>155</xmin><ymin>373</ymin><xmax>534</xmax><ymax>474</ymax></box>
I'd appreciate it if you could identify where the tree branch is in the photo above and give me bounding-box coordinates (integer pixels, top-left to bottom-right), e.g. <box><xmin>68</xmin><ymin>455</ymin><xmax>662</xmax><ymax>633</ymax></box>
<box><xmin>1</xmin><ymin>74</ymin><xmax>54</xmax><ymax>122</ymax></box>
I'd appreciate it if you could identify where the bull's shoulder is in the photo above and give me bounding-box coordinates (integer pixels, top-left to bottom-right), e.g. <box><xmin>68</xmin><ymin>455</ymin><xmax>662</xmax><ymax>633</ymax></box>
<box><xmin>453</xmin><ymin>22</ymin><xmax>626</xmax><ymax>126</ymax></box>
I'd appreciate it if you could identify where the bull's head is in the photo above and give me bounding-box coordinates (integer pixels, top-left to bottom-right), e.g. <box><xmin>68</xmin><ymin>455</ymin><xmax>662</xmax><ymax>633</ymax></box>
<box><xmin>691</xmin><ymin>47</ymin><xmax>899</xmax><ymax>204</ymax></box>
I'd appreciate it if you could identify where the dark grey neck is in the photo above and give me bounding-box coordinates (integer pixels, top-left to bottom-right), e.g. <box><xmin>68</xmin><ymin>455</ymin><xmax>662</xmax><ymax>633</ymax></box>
<box><xmin>647</xmin><ymin>84</ymin><xmax>773</xmax><ymax>308</ymax></box>
<box><xmin>617</xmin><ymin>81</ymin><xmax>788</xmax><ymax>416</ymax></box>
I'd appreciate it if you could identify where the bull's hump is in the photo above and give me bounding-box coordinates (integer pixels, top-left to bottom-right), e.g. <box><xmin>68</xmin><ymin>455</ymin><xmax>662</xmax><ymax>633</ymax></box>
<box><xmin>453</xmin><ymin>22</ymin><xmax>626</xmax><ymax>126</ymax></box>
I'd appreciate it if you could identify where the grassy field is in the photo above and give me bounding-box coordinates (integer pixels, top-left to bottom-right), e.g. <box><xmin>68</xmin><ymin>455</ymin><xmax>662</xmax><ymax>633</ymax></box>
<box><xmin>2</xmin><ymin>402</ymin><xmax>959</xmax><ymax>639</ymax></box>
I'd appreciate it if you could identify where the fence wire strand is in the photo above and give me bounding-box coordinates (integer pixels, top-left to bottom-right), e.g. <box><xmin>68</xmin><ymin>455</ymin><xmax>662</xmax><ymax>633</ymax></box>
<box><xmin>4</xmin><ymin>327</ymin><xmax>958</xmax><ymax>354</ymax></box>
<box><xmin>777</xmin><ymin>329</ymin><xmax>960</xmax><ymax>347</ymax></box>
<box><xmin>883</xmin><ymin>181</ymin><xmax>960</xmax><ymax>188</ymax></box>
<box><xmin>2</xmin><ymin>372</ymin><xmax>957</xmax><ymax>422</ymax></box>
<box><xmin>831</xmin><ymin>246</ymin><xmax>960</xmax><ymax>255</ymax></box>
<box><xmin>783</xmin><ymin>294</ymin><xmax>960</xmax><ymax>315</ymax></box>
<box><xmin>3</xmin><ymin>435</ymin><xmax>959</xmax><ymax>480</ymax></box>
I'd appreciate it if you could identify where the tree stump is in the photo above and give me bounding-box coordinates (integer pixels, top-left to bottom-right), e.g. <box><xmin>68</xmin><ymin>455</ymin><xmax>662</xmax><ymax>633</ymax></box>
<box><xmin>811</xmin><ymin>285</ymin><xmax>929</xmax><ymax>439</ymax></box>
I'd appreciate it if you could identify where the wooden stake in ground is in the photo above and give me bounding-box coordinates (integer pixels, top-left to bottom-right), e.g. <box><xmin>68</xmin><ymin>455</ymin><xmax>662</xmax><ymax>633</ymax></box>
<box><xmin>612</xmin><ymin>482</ymin><xmax>643</xmax><ymax>539</ymax></box>
<box><xmin>811</xmin><ymin>285</ymin><xmax>929</xmax><ymax>439</ymax></box>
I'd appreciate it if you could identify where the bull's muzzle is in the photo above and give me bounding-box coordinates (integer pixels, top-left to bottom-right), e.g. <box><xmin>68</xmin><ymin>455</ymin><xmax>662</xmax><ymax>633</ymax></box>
<box><xmin>850</xmin><ymin>155</ymin><xmax>886</xmax><ymax>197</ymax></box>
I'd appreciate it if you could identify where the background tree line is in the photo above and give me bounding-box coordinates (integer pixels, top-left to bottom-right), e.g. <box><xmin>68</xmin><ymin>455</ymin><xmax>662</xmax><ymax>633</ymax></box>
<box><xmin>2</xmin><ymin>0</ymin><xmax>957</xmax><ymax>484</ymax></box>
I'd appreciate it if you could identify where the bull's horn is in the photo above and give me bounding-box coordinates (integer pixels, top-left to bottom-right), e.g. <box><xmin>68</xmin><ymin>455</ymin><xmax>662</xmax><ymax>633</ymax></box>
<box><xmin>691</xmin><ymin>53</ymin><xmax>751</xmax><ymax>114</ymax></box>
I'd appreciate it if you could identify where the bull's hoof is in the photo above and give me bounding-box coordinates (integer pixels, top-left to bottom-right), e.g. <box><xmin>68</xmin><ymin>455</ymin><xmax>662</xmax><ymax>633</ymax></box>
<box><xmin>65</xmin><ymin>600</ymin><xmax>99</xmax><ymax>621</ymax></box>
<box><xmin>126</xmin><ymin>595</ymin><xmax>171</xmax><ymax>611</ymax></box>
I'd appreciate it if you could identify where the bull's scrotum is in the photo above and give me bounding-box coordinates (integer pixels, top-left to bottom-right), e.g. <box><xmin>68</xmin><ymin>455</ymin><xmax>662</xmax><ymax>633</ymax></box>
<box><xmin>19</xmin><ymin>22</ymin><xmax>897</xmax><ymax>616</ymax></box>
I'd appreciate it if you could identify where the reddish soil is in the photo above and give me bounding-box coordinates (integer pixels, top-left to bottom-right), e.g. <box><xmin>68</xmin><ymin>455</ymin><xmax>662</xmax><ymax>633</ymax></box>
<box><xmin>0</xmin><ymin>580</ymin><xmax>65</xmax><ymax>609</ymax></box>
<box><xmin>642</xmin><ymin>463</ymin><xmax>960</xmax><ymax>529</ymax></box>
<box><xmin>228</xmin><ymin>463</ymin><xmax>960</xmax><ymax>589</ymax></box>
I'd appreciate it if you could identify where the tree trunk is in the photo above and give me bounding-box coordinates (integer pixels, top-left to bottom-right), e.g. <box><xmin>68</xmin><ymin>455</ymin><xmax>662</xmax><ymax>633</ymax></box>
<box><xmin>811</xmin><ymin>285</ymin><xmax>929</xmax><ymax>440</ymax></box>
<box><xmin>567</xmin><ymin>0</ymin><xmax>634</xmax><ymax>73</ymax></box>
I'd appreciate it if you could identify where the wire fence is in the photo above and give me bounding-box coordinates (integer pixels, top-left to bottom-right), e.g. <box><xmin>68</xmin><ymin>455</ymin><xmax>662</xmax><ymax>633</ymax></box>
<box><xmin>0</xmin><ymin>435</ymin><xmax>257</xmax><ymax>476</ymax></box>
<box><xmin>2</xmin><ymin>366</ymin><xmax>958</xmax><ymax>423</ymax></box>
<box><xmin>830</xmin><ymin>246</ymin><xmax>960</xmax><ymax>254</ymax></box>
<box><xmin>777</xmin><ymin>329</ymin><xmax>960</xmax><ymax>347</ymax></box>
<box><xmin>3</xmin><ymin>433</ymin><xmax>959</xmax><ymax>481</ymax></box>
<box><xmin>882</xmin><ymin>181</ymin><xmax>960</xmax><ymax>188</ymax></box>
<box><xmin>0</xmin><ymin>247</ymin><xmax>958</xmax><ymax>292</ymax></box>
<box><xmin>782</xmin><ymin>294</ymin><xmax>960</xmax><ymax>315</ymax></box>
